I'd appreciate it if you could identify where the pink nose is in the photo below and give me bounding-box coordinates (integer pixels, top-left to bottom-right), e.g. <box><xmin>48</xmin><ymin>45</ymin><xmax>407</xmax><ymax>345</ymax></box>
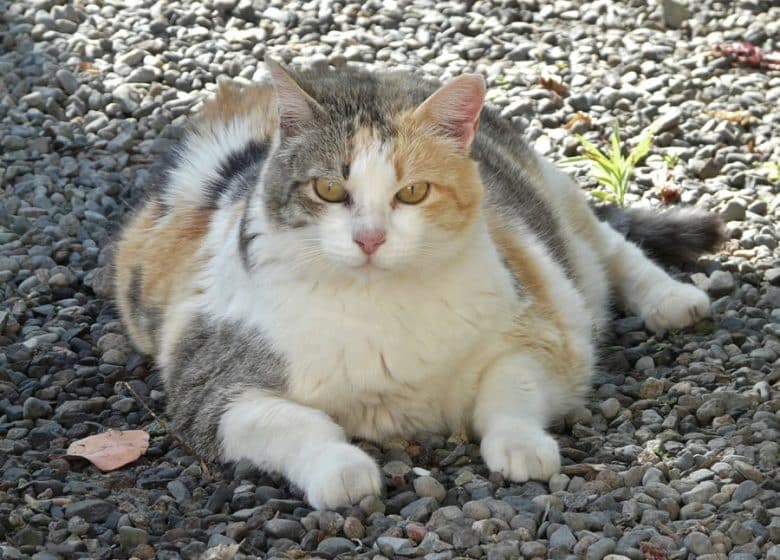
<box><xmin>353</xmin><ymin>229</ymin><xmax>386</xmax><ymax>255</ymax></box>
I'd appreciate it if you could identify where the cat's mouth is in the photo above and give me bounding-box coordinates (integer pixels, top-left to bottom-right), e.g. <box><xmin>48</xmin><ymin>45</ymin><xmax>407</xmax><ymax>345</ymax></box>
<box><xmin>354</xmin><ymin>256</ymin><xmax>388</xmax><ymax>273</ymax></box>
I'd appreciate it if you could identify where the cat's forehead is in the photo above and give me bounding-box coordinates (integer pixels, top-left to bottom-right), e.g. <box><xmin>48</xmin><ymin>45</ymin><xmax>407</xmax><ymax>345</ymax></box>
<box><xmin>347</xmin><ymin>127</ymin><xmax>398</xmax><ymax>199</ymax></box>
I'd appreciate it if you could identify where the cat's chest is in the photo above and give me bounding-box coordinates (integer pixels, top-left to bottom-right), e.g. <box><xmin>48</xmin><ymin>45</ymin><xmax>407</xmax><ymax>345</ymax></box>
<box><xmin>218</xmin><ymin>260</ymin><xmax>518</xmax><ymax>420</ymax></box>
<box><xmin>271</xmin><ymin>275</ymin><xmax>513</xmax><ymax>381</ymax></box>
<box><xmin>267</xmin><ymin>275</ymin><xmax>517</xmax><ymax>436</ymax></box>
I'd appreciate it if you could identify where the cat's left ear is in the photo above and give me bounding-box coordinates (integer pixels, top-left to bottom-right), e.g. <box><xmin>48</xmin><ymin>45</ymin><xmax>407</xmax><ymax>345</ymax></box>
<box><xmin>412</xmin><ymin>74</ymin><xmax>486</xmax><ymax>153</ymax></box>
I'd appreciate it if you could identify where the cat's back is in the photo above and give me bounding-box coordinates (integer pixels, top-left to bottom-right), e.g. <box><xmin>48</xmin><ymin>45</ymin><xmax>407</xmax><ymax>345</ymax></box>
<box><xmin>114</xmin><ymin>82</ymin><xmax>279</xmax><ymax>355</ymax></box>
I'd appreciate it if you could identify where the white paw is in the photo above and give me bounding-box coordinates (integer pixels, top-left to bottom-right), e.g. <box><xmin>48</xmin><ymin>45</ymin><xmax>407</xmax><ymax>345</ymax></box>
<box><xmin>304</xmin><ymin>443</ymin><xmax>382</xmax><ymax>510</ymax></box>
<box><xmin>640</xmin><ymin>282</ymin><xmax>710</xmax><ymax>332</ymax></box>
<box><xmin>481</xmin><ymin>426</ymin><xmax>561</xmax><ymax>482</ymax></box>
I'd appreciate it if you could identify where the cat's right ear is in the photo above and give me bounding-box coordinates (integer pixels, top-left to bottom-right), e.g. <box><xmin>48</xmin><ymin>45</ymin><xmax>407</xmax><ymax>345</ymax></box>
<box><xmin>265</xmin><ymin>58</ymin><xmax>321</xmax><ymax>137</ymax></box>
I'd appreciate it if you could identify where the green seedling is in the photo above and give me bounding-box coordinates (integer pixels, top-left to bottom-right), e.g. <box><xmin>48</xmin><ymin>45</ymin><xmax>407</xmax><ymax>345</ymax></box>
<box><xmin>755</xmin><ymin>161</ymin><xmax>780</xmax><ymax>183</ymax></box>
<box><xmin>562</xmin><ymin>121</ymin><xmax>654</xmax><ymax>207</ymax></box>
<box><xmin>663</xmin><ymin>151</ymin><xmax>681</xmax><ymax>170</ymax></box>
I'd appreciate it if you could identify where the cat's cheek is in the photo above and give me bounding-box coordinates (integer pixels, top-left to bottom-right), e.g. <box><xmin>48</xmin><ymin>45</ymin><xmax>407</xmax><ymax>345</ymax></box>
<box><xmin>317</xmin><ymin>215</ymin><xmax>368</xmax><ymax>268</ymax></box>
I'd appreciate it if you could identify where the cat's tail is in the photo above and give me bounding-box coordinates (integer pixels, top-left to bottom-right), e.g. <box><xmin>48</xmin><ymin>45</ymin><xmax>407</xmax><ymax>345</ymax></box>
<box><xmin>594</xmin><ymin>205</ymin><xmax>725</xmax><ymax>264</ymax></box>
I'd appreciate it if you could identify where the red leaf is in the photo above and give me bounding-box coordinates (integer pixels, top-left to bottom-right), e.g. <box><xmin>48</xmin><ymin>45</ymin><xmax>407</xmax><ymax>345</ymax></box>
<box><xmin>66</xmin><ymin>430</ymin><xmax>149</xmax><ymax>472</ymax></box>
<box><xmin>658</xmin><ymin>185</ymin><xmax>681</xmax><ymax>205</ymax></box>
<box><xmin>641</xmin><ymin>541</ymin><xmax>668</xmax><ymax>560</ymax></box>
<box><xmin>713</xmin><ymin>42</ymin><xmax>780</xmax><ymax>70</ymax></box>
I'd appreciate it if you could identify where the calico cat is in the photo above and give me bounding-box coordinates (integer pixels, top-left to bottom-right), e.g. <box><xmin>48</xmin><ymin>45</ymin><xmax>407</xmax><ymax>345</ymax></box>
<box><xmin>114</xmin><ymin>59</ymin><xmax>722</xmax><ymax>510</ymax></box>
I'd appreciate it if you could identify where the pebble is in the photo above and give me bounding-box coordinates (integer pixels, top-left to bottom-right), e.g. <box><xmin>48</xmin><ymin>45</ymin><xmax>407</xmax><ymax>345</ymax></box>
<box><xmin>708</xmin><ymin>270</ymin><xmax>735</xmax><ymax>297</ymax></box>
<box><xmin>733</xmin><ymin>480</ymin><xmax>759</xmax><ymax>502</ymax></box>
<box><xmin>317</xmin><ymin>537</ymin><xmax>356</xmax><ymax>556</ymax></box>
<box><xmin>23</xmin><ymin>397</ymin><xmax>52</xmax><ymax>419</ymax></box>
<box><xmin>685</xmin><ymin>531</ymin><xmax>714</xmax><ymax>555</ymax></box>
<box><xmin>263</xmin><ymin>519</ymin><xmax>304</xmax><ymax>540</ymax></box>
<box><xmin>550</xmin><ymin>525</ymin><xmax>577</xmax><ymax>552</ymax></box>
<box><xmin>600</xmin><ymin>398</ymin><xmax>622</xmax><ymax>420</ymax></box>
<box><xmin>64</xmin><ymin>500</ymin><xmax>116</xmax><ymax>522</ymax></box>
<box><xmin>119</xmin><ymin>526</ymin><xmax>149</xmax><ymax>550</ymax></box>
<box><xmin>0</xmin><ymin>1</ymin><xmax>776</xmax><ymax>558</ymax></box>
<box><xmin>413</xmin><ymin>476</ymin><xmax>447</xmax><ymax>502</ymax></box>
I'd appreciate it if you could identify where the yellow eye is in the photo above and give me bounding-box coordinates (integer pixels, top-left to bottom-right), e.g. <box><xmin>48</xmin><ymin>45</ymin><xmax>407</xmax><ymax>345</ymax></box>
<box><xmin>314</xmin><ymin>178</ymin><xmax>348</xmax><ymax>203</ymax></box>
<box><xmin>396</xmin><ymin>181</ymin><xmax>430</xmax><ymax>204</ymax></box>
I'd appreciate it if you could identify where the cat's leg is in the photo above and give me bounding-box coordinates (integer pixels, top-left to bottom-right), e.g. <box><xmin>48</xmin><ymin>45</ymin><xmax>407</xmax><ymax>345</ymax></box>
<box><xmin>219</xmin><ymin>389</ymin><xmax>382</xmax><ymax>510</ymax></box>
<box><xmin>473</xmin><ymin>354</ymin><xmax>566</xmax><ymax>481</ymax></box>
<box><xmin>597</xmin><ymin>221</ymin><xmax>710</xmax><ymax>332</ymax></box>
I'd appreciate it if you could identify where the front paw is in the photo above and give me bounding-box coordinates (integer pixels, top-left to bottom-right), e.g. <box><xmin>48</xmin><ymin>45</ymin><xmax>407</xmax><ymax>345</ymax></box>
<box><xmin>641</xmin><ymin>282</ymin><xmax>710</xmax><ymax>332</ymax></box>
<box><xmin>481</xmin><ymin>425</ymin><xmax>561</xmax><ymax>482</ymax></box>
<box><xmin>305</xmin><ymin>443</ymin><xmax>382</xmax><ymax>510</ymax></box>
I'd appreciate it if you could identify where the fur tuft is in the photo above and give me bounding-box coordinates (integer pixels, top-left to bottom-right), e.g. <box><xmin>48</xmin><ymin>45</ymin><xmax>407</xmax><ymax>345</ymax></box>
<box><xmin>595</xmin><ymin>205</ymin><xmax>725</xmax><ymax>264</ymax></box>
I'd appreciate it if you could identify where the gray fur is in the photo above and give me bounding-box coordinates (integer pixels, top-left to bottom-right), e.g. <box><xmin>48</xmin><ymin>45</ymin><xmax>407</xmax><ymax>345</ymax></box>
<box><xmin>238</xmin><ymin>203</ymin><xmax>259</xmax><ymax>271</ymax></box>
<box><xmin>595</xmin><ymin>205</ymin><xmax>725</xmax><ymax>264</ymax></box>
<box><xmin>205</xmin><ymin>140</ymin><xmax>270</xmax><ymax>208</ymax></box>
<box><xmin>258</xmin><ymin>65</ymin><xmax>572</xmax><ymax>273</ymax></box>
<box><xmin>165</xmin><ymin>315</ymin><xmax>287</xmax><ymax>461</ymax></box>
<box><xmin>128</xmin><ymin>265</ymin><xmax>162</xmax><ymax>352</ymax></box>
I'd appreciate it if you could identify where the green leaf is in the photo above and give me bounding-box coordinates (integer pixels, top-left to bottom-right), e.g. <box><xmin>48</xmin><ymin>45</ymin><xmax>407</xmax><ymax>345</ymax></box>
<box><xmin>558</xmin><ymin>156</ymin><xmax>590</xmax><ymax>165</ymax></box>
<box><xmin>590</xmin><ymin>190</ymin><xmax>614</xmax><ymax>202</ymax></box>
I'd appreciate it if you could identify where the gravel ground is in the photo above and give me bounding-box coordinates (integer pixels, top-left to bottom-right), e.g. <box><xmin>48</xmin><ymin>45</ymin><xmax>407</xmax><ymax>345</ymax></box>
<box><xmin>1</xmin><ymin>0</ymin><xmax>779</xmax><ymax>559</ymax></box>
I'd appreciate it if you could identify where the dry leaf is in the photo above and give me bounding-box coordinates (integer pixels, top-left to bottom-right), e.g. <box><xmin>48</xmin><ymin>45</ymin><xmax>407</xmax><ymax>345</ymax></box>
<box><xmin>705</xmin><ymin>109</ymin><xmax>758</xmax><ymax>126</ymax></box>
<box><xmin>713</xmin><ymin>42</ymin><xmax>780</xmax><ymax>71</ymax></box>
<box><xmin>565</xmin><ymin>112</ymin><xmax>592</xmax><ymax>130</ymax></box>
<box><xmin>640</xmin><ymin>541</ymin><xmax>668</xmax><ymax>560</ymax></box>
<box><xmin>78</xmin><ymin>61</ymin><xmax>100</xmax><ymax>75</ymax></box>
<box><xmin>67</xmin><ymin>429</ymin><xmax>149</xmax><ymax>472</ymax></box>
<box><xmin>539</xmin><ymin>76</ymin><xmax>567</xmax><ymax>96</ymax></box>
<box><xmin>657</xmin><ymin>184</ymin><xmax>681</xmax><ymax>205</ymax></box>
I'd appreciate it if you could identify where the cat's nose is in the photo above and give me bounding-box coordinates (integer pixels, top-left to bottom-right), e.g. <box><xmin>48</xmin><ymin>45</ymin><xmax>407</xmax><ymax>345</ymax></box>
<box><xmin>353</xmin><ymin>229</ymin><xmax>386</xmax><ymax>255</ymax></box>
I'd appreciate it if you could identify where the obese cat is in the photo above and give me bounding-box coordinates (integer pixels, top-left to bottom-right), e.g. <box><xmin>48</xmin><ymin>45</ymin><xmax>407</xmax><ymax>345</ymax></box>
<box><xmin>114</xmin><ymin>60</ymin><xmax>722</xmax><ymax>509</ymax></box>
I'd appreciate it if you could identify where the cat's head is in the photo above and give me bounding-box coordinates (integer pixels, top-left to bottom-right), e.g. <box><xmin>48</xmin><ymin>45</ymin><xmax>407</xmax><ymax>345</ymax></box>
<box><xmin>259</xmin><ymin>60</ymin><xmax>486</xmax><ymax>276</ymax></box>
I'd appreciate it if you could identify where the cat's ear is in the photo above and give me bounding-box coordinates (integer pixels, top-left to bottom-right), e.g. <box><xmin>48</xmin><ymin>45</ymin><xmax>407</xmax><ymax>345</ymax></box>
<box><xmin>265</xmin><ymin>57</ymin><xmax>322</xmax><ymax>137</ymax></box>
<box><xmin>412</xmin><ymin>74</ymin><xmax>485</xmax><ymax>152</ymax></box>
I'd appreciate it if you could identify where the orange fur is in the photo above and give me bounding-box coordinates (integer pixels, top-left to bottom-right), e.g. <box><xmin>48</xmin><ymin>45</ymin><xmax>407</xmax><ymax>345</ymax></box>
<box><xmin>350</xmin><ymin>126</ymin><xmax>379</xmax><ymax>160</ymax></box>
<box><xmin>392</xmin><ymin>113</ymin><xmax>483</xmax><ymax>232</ymax></box>
<box><xmin>487</xmin><ymin>215</ymin><xmax>583</xmax><ymax>387</ymax></box>
<box><xmin>199</xmin><ymin>81</ymin><xmax>279</xmax><ymax>140</ymax></box>
<box><xmin>115</xmin><ymin>203</ymin><xmax>212</xmax><ymax>354</ymax></box>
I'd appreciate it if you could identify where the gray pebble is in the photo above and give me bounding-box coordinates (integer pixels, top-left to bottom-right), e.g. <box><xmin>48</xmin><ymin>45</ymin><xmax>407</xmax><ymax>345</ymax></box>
<box><xmin>23</xmin><ymin>397</ymin><xmax>52</xmax><ymax>419</ymax></box>
<box><xmin>413</xmin><ymin>476</ymin><xmax>446</xmax><ymax>502</ymax></box>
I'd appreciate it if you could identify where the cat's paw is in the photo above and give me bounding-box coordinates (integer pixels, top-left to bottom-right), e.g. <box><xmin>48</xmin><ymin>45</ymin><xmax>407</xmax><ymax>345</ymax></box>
<box><xmin>640</xmin><ymin>282</ymin><xmax>710</xmax><ymax>332</ymax></box>
<box><xmin>305</xmin><ymin>443</ymin><xmax>382</xmax><ymax>510</ymax></box>
<box><xmin>481</xmin><ymin>425</ymin><xmax>561</xmax><ymax>482</ymax></box>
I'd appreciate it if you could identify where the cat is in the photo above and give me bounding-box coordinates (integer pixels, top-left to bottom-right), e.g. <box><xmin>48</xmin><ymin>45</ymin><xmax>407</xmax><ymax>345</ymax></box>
<box><xmin>114</xmin><ymin>59</ymin><xmax>723</xmax><ymax>510</ymax></box>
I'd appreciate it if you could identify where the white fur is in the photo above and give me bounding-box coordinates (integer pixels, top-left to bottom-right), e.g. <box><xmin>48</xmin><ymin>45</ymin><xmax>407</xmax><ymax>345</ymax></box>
<box><xmin>596</xmin><ymin>221</ymin><xmax>712</xmax><ymax>331</ymax></box>
<box><xmin>163</xmin><ymin>117</ymin><xmax>274</xmax><ymax>212</ymax></box>
<box><xmin>171</xmin><ymin>144</ymin><xmax>708</xmax><ymax>509</ymax></box>
<box><xmin>218</xmin><ymin>390</ymin><xmax>382</xmax><ymax>509</ymax></box>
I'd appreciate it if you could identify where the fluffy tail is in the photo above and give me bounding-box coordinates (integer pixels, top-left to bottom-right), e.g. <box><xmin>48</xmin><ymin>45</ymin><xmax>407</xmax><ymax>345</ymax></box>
<box><xmin>594</xmin><ymin>205</ymin><xmax>725</xmax><ymax>264</ymax></box>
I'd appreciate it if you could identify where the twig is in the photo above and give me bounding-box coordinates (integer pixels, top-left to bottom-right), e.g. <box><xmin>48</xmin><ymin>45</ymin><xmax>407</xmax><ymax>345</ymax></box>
<box><xmin>123</xmin><ymin>381</ymin><xmax>211</xmax><ymax>478</ymax></box>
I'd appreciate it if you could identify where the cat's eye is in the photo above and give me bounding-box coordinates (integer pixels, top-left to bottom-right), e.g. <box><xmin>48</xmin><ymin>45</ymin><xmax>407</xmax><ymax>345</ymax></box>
<box><xmin>396</xmin><ymin>181</ymin><xmax>431</xmax><ymax>205</ymax></box>
<box><xmin>314</xmin><ymin>178</ymin><xmax>348</xmax><ymax>203</ymax></box>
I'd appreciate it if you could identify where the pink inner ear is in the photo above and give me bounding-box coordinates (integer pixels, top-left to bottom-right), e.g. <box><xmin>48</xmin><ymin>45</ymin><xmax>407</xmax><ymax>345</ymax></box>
<box><xmin>449</xmin><ymin>90</ymin><xmax>483</xmax><ymax>146</ymax></box>
<box><xmin>266</xmin><ymin>59</ymin><xmax>317</xmax><ymax>136</ymax></box>
<box><xmin>417</xmin><ymin>74</ymin><xmax>486</xmax><ymax>151</ymax></box>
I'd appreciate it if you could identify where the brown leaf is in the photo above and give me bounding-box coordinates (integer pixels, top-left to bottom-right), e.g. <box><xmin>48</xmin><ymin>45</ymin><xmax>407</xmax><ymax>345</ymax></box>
<box><xmin>705</xmin><ymin>109</ymin><xmax>757</xmax><ymax>126</ymax></box>
<box><xmin>66</xmin><ymin>429</ymin><xmax>149</xmax><ymax>472</ymax></box>
<box><xmin>539</xmin><ymin>76</ymin><xmax>568</xmax><ymax>96</ymax></box>
<box><xmin>565</xmin><ymin>112</ymin><xmax>592</xmax><ymax>130</ymax></box>
<box><xmin>640</xmin><ymin>541</ymin><xmax>668</xmax><ymax>560</ymax></box>
<box><xmin>658</xmin><ymin>184</ymin><xmax>681</xmax><ymax>205</ymax></box>
<box><xmin>78</xmin><ymin>61</ymin><xmax>100</xmax><ymax>75</ymax></box>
